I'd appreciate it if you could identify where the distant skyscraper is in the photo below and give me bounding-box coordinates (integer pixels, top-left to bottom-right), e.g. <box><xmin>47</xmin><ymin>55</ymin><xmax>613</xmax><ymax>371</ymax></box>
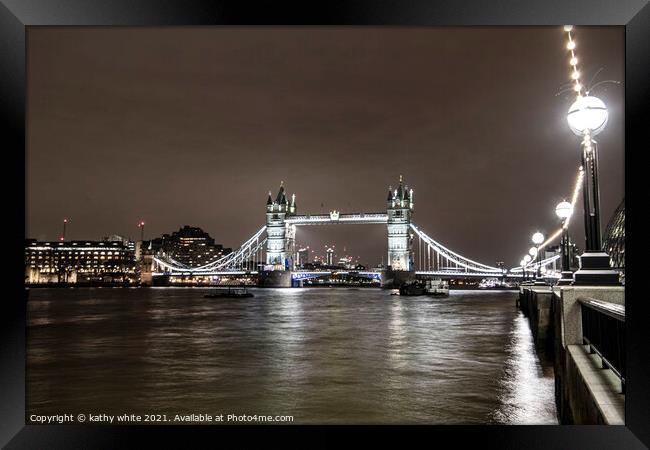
<box><xmin>326</xmin><ymin>247</ymin><xmax>334</xmax><ymax>266</ymax></box>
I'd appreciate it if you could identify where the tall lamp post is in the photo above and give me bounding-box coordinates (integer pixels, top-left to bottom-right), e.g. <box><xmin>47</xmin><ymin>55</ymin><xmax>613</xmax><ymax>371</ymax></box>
<box><xmin>563</xmin><ymin>26</ymin><xmax>620</xmax><ymax>285</ymax></box>
<box><xmin>556</xmin><ymin>200</ymin><xmax>574</xmax><ymax>285</ymax></box>
<box><xmin>532</xmin><ymin>231</ymin><xmax>545</xmax><ymax>284</ymax></box>
<box><xmin>566</xmin><ymin>97</ymin><xmax>619</xmax><ymax>285</ymax></box>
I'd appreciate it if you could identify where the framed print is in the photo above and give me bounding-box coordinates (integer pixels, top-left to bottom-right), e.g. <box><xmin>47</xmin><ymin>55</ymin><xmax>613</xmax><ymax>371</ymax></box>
<box><xmin>2</xmin><ymin>0</ymin><xmax>648</xmax><ymax>448</ymax></box>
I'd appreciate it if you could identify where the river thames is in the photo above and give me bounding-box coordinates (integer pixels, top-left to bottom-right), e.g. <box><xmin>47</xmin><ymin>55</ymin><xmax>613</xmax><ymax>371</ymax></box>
<box><xmin>27</xmin><ymin>287</ymin><xmax>557</xmax><ymax>424</ymax></box>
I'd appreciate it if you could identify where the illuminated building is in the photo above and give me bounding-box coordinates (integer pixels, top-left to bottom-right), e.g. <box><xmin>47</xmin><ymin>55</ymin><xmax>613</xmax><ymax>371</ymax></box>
<box><xmin>152</xmin><ymin>225</ymin><xmax>231</xmax><ymax>268</ymax></box>
<box><xmin>25</xmin><ymin>239</ymin><xmax>135</xmax><ymax>284</ymax></box>
<box><xmin>338</xmin><ymin>256</ymin><xmax>353</xmax><ymax>269</ymax></box>
<box><xmin>603</xmin><ymin>198</ymin><xmax>624</xmax><ymax>276</ymax></box>
<box><xmin>103</xmin><ymin>234</ymin><xmax>135</xmax><ymax>251</ymax></box>
<box><xmin>326</xmin><ymin>247</ymin><xmax>334</xmax><ymax>266</ymax></box>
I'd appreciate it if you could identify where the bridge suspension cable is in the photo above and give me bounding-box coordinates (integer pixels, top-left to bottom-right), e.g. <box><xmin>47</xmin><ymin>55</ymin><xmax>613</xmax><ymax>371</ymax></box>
<box><xmin>410</xmin><ymin>223</ymin><xmax>502</xmax><ymax>273</ymax></box>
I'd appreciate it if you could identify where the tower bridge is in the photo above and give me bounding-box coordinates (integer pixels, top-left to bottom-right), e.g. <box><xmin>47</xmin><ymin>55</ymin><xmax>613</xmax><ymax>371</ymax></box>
<box><xmin>152</xmin><ymin>176</ymin><xmax>560</xmax><ymax>287</ymax></box>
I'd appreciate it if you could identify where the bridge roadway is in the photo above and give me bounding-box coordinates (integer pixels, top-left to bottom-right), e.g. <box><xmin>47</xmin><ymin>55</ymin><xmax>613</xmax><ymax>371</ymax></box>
<box><xmin>284</xmin><ymin>212</ymin><xmax>388</xmax><ymax>225</ymax></box>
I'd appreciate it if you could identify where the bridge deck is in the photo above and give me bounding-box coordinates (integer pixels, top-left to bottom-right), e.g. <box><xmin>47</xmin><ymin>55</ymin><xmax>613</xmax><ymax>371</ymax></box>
<box><xmin>285</xmin><ymin>213</ymin><xmax>388</xmax><ymax>225</ymax></box>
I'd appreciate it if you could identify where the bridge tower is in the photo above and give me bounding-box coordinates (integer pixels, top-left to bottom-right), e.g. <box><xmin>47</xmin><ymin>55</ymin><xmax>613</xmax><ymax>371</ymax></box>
<box><xmin>265</xmin><ymin>182</ymin><xmax>296</xmax><ymax>270</ymax></box>
<box><xmin>386</xmin><ymin>175</ymin><xmax>414</xmax><ymax>271</ymax></box>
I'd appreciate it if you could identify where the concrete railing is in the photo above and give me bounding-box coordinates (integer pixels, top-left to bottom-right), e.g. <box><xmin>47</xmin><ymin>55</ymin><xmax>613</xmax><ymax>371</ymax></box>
<box><xmin>578</xmin><ymin>297</ymin><xmax>625</xmax><ymax>393</ymax></box>
<box><xmin>518</xmin><ymin>284</ymin><xmax>625</xmax><ymax>424</ymax></box>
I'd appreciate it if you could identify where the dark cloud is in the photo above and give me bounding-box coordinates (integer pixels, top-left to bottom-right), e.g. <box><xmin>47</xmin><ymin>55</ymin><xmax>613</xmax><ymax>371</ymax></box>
<box><xmin>27</xmin><ymin>27</ymin><xmax>624</xmax><ymax>267</ymax></box>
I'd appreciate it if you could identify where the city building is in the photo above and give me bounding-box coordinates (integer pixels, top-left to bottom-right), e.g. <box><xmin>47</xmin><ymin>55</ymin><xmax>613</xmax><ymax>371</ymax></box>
<box><xmin>104</xmin><ymin>234</ymin><xmax>136</xmax><ymax>251</ymax></box>
<box><xmin>338</xmin><ymin>256</ymin><xmax>353</xmax><ymax>268</ymax></box>
<box><xmin>146</xmin><ymin>225</ymin><xmax>231</xmax><ymax>268</ymax></box>
<box><xmin>603</xmin><ymin>198</ymin><xmax>624</xmax><ymax>278</ymax></box>
<box><xmin>326</xmin><ymin>247</ymin><xmax>335</xmax><ymax>266</ymax></box>
<box><xmin>103</xmin><ymin>234</ymin><xmax>132</xmax><ymax>244</ymax></box>
<box><xmin>25</xmin><ymin>239</ymin><xmax>136</xmax><ymax>284</ymax></box>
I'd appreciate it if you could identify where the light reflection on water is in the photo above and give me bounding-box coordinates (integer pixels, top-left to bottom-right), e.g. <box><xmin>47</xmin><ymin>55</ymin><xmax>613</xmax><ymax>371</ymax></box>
<box><xmin>491</xmin><ymin>313</ymin><xmax>557</xmax><ymax>424</ymax></box>
<box><xmin>27</xmin><ymin>287</ymin><xmax>557</xmax><ymax>424</ymax></box>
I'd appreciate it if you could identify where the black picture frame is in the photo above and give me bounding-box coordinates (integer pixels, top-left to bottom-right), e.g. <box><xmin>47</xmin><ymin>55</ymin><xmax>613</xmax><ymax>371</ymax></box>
<box><xmin>2</xmin><ymin>1</ymin><xmax>648</xmax><ymax>448</ymax></box>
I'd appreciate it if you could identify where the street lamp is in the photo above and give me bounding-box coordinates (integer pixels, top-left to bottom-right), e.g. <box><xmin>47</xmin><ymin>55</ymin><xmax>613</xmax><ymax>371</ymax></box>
<box><xmin>563</xmin><ymin>27</ymin><xmax>619</xmax><ymax>286</ymax></box>
<box><xmin>567</xmin><ymin>96</ymin><xmax>608</xmax><ymax>137</ymax></box>
<box><xmin>556</xmin><ymin>200</ymin><xmax>574</xmax><ymax>219</ymax></box>
<box><xmin>532</xmin><ymin>232</ymin><xmax>544</xmax><ymax>283</ymax></box>
<box><xmin>555</xmin><ymin>200</ymin><xmax>574</xmax><ymax>285</ymax></box>
<box><xmin>566</xmin><ymin>96</ymin><xmax>619</xmax><ymax>284</ymax></box>
<box><xmin>570</xmin><ymin>100</ymin><xmax>618</xmax><ymax>284</ymax></box>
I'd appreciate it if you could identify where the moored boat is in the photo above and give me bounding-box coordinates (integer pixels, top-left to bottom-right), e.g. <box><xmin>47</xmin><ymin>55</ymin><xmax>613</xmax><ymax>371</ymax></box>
<box><xmin>425</xmin><ymin>278</ymin><xmax>449</xmax><ymax>297</ymax></box>
<box><xmin>398</xmin><ymin>281</ymin><xmax>426</xmax><ymax>296</ymax></box>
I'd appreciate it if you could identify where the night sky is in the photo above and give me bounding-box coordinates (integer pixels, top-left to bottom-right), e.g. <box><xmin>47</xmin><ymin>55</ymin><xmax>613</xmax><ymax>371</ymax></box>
<box><xmin>27</xmin><ymin>27</ymin><xmax>624</xmax><ymax>267</ymax></box>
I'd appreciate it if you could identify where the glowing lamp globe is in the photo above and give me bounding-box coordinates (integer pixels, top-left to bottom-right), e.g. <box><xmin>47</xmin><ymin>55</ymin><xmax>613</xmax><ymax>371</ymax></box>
<box><xmin>529</xmin><ymin>247</ymin><xmax>538</xmax><ymax>257</ymax></box>
<box><xmin>532</xmin><ymin>232</ymin><xmax>545</xmax><ymax>245</ymax></box>
<box><xmin>555</xmin><ymin>201</ymin><xmax>574</xmax><ymax>219</ymax></box>
<box><xmin>523</xmin><ymin>255</ymin><xmax>532</xmax><ymax>264</ymax></box>
<box><xmin>567</xmin><ymin>96</ymin><xmax>608</xmax><ymax>136</ymax></box>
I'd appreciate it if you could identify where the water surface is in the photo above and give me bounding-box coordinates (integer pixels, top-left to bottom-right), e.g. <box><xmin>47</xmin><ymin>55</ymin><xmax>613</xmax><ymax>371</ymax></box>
<box><xmin>27</xmin><ymin>287</ymin><xmax>557</xmax><ymax>424</ymax></box>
